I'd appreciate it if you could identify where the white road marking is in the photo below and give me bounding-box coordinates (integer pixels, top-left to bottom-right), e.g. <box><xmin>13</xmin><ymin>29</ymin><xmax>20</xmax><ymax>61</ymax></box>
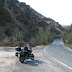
<box><xmin>44</xmin><ymin>46</ymin><xmax>72</xmax><ymax>70</ymax></box>
<box><xmin>62</xmin><ymin>44</ymin><xmax>72</xmax><ymax>56</ymax></box>
<box><xmin>51</xmin><ymin>57</ymin><xmax>72</xmax><ymax>70</ymax></box>
<box><xmin>44</xmin><ymin>46</ymin><xmax>48</xmax><ymax>54</ymax></box>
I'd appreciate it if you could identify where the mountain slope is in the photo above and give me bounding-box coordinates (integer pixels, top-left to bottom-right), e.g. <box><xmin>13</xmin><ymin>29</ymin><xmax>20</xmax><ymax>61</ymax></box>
<box><xmin>0</xmin><ymin>0</ymin><xmax>64</xmax><ymax>42</ymax></box>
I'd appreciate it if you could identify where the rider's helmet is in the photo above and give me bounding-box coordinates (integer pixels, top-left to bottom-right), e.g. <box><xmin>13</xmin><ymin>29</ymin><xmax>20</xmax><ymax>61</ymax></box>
<box><xmin>26</xmin><ymin>44</ymin><xmax>30</xmax><ymax>48</ymax></box>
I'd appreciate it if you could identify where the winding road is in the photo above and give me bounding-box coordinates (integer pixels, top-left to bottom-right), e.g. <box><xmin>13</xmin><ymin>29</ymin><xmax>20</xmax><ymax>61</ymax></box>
<box><xmin>44</xmin><ymin>39</ymin><xmax>72</xmax><ymax>72</ymax></box>
<box><xmin>0</xmin><ymin>39</ymin><xmax>72</xmax><ymax>72</ymax></box>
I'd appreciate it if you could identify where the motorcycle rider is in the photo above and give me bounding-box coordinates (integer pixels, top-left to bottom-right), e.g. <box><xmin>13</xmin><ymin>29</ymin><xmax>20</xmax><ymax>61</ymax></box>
<box><xmin>26</xmin><ymin>44</ymin><xmax>32</xmax><ymax>52</ymax></box>
<box><xmin>24</xmin><ymin>44</ymin><xmax>32</xmax><ymax>57</ymax></box>
<box><xmin>24</xmin><ymin>44</ymin><xmax>32</xmax><ymax>52</ymax></box>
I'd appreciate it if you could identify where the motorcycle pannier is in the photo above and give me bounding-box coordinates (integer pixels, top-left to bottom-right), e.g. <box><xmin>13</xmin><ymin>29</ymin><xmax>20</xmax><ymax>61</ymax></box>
<box><xmin>15</xmin><ymin>47</ymin><xmax>21</xmax><ymax>51</ymax></box>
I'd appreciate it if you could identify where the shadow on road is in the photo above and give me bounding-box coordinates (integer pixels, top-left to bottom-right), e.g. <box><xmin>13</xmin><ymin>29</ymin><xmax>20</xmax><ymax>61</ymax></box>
<box><xmin>24</xmin><ymin>60</ymin><xmax>45</xmax><ymax>66</ymax></box>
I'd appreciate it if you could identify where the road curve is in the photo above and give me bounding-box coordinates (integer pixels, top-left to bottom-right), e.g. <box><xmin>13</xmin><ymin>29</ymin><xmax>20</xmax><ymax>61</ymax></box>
<box><xmin>44</xmin><ymin>39</ymin><xmax>72</xmax><ymax>72</ymax></box>
<box><xmin>0</xmin><ymin>46</ymin><xmax>69</xmax><ymax>72</ymax></box>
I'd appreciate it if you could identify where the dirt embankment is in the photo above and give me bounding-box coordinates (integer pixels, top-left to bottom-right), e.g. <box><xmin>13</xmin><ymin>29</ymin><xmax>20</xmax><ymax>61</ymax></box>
<box><xmin>0</xmin><ymin>42</ymin><xmax>38</xmax><ymax>47</ymax></box>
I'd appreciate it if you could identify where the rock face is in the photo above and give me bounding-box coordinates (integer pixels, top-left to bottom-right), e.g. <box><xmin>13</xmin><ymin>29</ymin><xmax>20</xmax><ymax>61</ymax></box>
<box><xmin>0</xmin><ymin>0</ymin><xmax>63</xmax><ymax>41</ymax></box>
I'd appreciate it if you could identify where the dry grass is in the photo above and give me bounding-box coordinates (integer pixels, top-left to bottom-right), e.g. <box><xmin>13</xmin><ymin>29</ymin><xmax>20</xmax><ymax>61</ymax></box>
<box><xmin>0</xmin><ymin>42</ymin><xmax>39</xmax><ymax>47</ymax></box>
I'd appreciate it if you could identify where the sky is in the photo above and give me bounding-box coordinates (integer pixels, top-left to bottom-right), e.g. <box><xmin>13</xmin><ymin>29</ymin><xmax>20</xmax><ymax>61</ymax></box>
<box><xmin>19</xmin><ymin>0</ymin><xmax>72</xmax><ymax>26</ymax></box>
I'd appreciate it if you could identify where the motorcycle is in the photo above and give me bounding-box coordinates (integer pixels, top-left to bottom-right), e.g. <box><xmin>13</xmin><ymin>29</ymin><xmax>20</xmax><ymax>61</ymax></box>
<box><xmin>15</xmin><ymin>47</ymin><xmax>34</xmax><ymax>63</ymax></box>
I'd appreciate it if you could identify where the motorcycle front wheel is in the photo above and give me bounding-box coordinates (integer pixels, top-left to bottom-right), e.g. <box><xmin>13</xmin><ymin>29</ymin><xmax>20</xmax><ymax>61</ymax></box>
<box><xmin>31</xmin><ymin>54</ymin><xmax>34</xmax><ymax>60</ymax></box>
<box><xmin>19</xmin><ymin>56</ymin><xmax>25</xmax><ymax>63</ymax></box>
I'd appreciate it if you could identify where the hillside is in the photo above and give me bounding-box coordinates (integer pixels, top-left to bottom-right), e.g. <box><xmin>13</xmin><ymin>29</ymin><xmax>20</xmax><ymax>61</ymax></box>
<box><xmin>63</xmin><ymin>24</ymin><xmax>72</xmax><ymax>44</ymax></box>
<box><xmin>0</xmin><ymin>0</ymin><xmax>64</xmax><ymax>44</ymax></box>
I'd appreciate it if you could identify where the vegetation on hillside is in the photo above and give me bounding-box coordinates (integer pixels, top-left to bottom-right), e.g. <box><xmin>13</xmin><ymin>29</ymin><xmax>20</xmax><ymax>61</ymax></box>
<box><xmin>63</xmin><ymin>24</ymin><xmax>72</xmax><ymax>44</ymax></box>
<box><xmin>0</xmin><ymin>3</ymin><xmax>11</xmax><ymax>26</ymax></box>
<box><xmin>2</xmin><ymin>26</ymin><xmax>60</xmax><ymax>45</ymax></box>
<box><xmin>30</xmin><ymin>26</ymin><xmax>61</xmax><ymax>45</ymax></box>
<box><xmin>65</xmin><ymin>44</ymin><xmax>72</xmax><ymax>49</ymax></box>
<box><xmin>3</xmin><ymin>27</ymin><xmax>25</xmax><ymax>43</ymax></box>
<box><xmin>0</xmin><ymin>0</ymin><xmax>63</xmax><ymax>46</ymax></box>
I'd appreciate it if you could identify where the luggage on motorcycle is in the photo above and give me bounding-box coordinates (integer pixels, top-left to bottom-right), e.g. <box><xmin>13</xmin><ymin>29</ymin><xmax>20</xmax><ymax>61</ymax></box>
<box><xmin>15</xmin><ymin>52</ymin><xmax>18</xmax><ymax>56</ymax></box>
<box><xmin>15</xmin><ymin>47</ymin><xmax>21</xmax><ymax>51</ymax></box>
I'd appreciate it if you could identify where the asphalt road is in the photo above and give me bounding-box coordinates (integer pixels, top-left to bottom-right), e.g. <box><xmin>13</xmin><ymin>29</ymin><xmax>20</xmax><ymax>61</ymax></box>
<box><xmin>44</xmin><ymin>39</ymin><xmax>72</xmax><ymax>72</ymax></box>
<box><xmin>0</xmin><ymin>39</ymin><xmax>72</xmax><ymax>72</ymax></box>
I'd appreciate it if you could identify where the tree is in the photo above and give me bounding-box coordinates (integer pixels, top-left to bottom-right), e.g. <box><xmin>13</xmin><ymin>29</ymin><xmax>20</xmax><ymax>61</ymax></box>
<box><xmin>43</xmin><ymin>31</ymin><xmax>48</xmax><ymax>44</ymax></box>
<box><xmin>13</xmin><ymin>27</ymin><xmax>25</xmax><ymax>42</ymax></box>
<box><xmin>30</xmin><ymin>26</ymin><xmax>52</xmax><ymax>45</ymax></box>
<box><xmin>36</xmin><ymin>27</ymin><xmax>44</xmax><ymax>44</ymax></box>
<box><xmin>3</xmin><ymin>36</ymin><xmax>17</xmax><ymax>43</ymax></box>
<box><xmin>13</xmin><ymin>27</ymin><xmax>19</xmax><ymax>41</ymax></box>
<box><xmin>30</xmin><ymin>37</ymin><xmax>36</xmax><ymax>44</ymax></box>
<box><xmin>17</xmin><ymin>31</ymin><xmax>25</xmax><ymax>42</ymax></box>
